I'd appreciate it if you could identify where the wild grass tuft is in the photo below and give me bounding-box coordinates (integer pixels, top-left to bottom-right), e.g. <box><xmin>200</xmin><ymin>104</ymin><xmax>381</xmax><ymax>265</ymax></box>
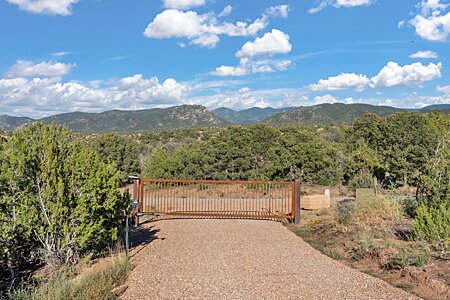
<box><xmin>9</xmin><ymin>252</ymin><xmax>130</xmax><ymax>300</ymax></box>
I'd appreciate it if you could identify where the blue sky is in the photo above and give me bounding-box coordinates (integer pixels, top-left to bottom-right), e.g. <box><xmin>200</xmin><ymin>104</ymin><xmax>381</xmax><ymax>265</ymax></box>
<box><xmin>0</xmin><ymin>0</ymin><xmax>449</xmax><ymax>118</ymax></box>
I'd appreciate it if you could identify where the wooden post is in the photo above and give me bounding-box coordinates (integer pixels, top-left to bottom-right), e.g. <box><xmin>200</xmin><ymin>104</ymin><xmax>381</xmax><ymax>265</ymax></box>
<box><xmin>133</xmin><ymin>178</ymin><xmax>141</xmax><ymax>227</ymax></box>
<box><xmin>294</xmin><ymin>180</ymin><xmax>301</xmax><ymax>224</ymax></box>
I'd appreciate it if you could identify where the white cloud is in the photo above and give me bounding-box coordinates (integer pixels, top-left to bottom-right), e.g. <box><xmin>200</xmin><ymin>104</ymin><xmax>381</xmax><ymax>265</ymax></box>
<box><xmin>418</xmin><ymin>0</ymin><xmax>449</xmax><ymax>15</ymax></box>
<box><xmin>236</xmin><ymin>29</ymin><xmax>292</xmax><ymax>58</ymax></box>
<box><xmin>410</xmin><ymin>0</ymin><xmax>450</xmax><ymax>41</ymax></box>
<box><xmin>436</xmin><ymin>84</ymin><xmax>450</xmax><ymax>94</ymax></box>
<box><xmin>239</xmin><ymin>87</ymin><xmax>251</xmax><ymax>93</ymax></box>
<box><xmin>345</xmin><ymin>97</ymin><xmax>356</xmax><ymax>104</ymax></box>
<box><xmin>378</xmin><ymin>99</ymin><xmax>395</xmax><ymax>107</ymax></box>
<box><xmin>307</xmin><ymin>61</ymin><xmax>442</xmax><ymax>92</ymax></box>
<box><xmin>144</xmin><ymin>10</ymin><xmax>204</xmax><ymax>39</ymax></box>
<box><xmin>313</xmin><ymin>94</ymin><xmax>338</xmax><ymax>105</ymax></box>
<box><xmin>5</xmin><ymin>60</ymin><xmax>75</xmax><ymax>78</ymax></box>
<box><xmin>211</xmin><ymin>58</ymin><xmax>292</xmax><ymax>77</ymax></box>
<box><xmin>414</xmin><ymin>94</ymin><xmax>450</xmax><ymax>108</ymax></box>
<box><xmin>370</xmin><ymin>61</ymin><xmax>442</xmax><ymax>88</ymax></box>
<box><xmin>105</xmin><ymin>55</ymin><xmax>129</xmax><ymax>62</ymax></box>
<box><xmin>211</xmin><ymin>28</ymin><xmax>292</xmax><ymax>77</ymax></box>
<box><xmin>409</xmin><ymin>50</ymin><xmax>438</xmax><ymax>59</ymax></box>
<box><xmin>162</xmin><ymin>0</ymin><xmax>205</xmax><ymax>9</ymax></box>
<box><xmin>51</xmin><ymin>51</ymin><xmax>73</xmax><ymax>57</ymax></box>
<box><xmin>211</xmin><ymin>66</ymin><xmax>249</xmax><ymax>77</ymax></box>
<box><xmin>143</xmin><ymin>5</ymin><xmax>288</xmax><ymax>48</ymax></box>
<box><xmin>308</xmin><ymin>73</ymin><xmax>369</xmax><ymax>91</ymax></box>
<box><xmin>189</xmin><ymin>87</ymin><xmax>307</xmax><ymax>110</ymax></box>
<box><xmin>218</xmin><ymin>5</ymin><xmax>233</xmax><ymax>17</ymax></box>
<box><xmin>0</xmin><ymin>74</ymin><xmax>187</xmax><ymax>118</ymax></box>
<box><xmin>335</xmin><ymin>0</ymin><xmax>373</xmax><ymax>7</ymax></box>
<box><xmin>265</xmin><ymin>5</ymin><xmax>290</xmax><ymax>18</ymax></box>
<box><xmin>398</xmin><ymin>20</ymin><xmax>406</xmax><ymax>28</ymax></box>
<box><xmin>6</xmin><ymin>0</ymin><xmax>78</xmax><ymax>16</ymax></box>
<box><xmin>191</xmin><ymin>34</ymin><xmax>220</xmax><ymax>48</ymax></box>
<box><xmin>308</xmin><ymin>0</ymin><xmax>373</xmax><ymax>14</ymax></box>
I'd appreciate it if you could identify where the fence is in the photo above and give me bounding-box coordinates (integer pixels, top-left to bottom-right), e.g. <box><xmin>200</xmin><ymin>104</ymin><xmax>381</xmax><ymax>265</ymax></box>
<box><xmin>132</xmin><ymin>179</ymin><xmax>301</xmax><ymax>224</ymax></box>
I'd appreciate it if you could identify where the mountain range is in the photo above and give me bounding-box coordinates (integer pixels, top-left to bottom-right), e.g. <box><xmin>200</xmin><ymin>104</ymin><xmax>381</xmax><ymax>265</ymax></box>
<box><xmin>1</xmin><ymin>103</ymin><xmax>449</xmax><ymax>132</ymax></box>
<box><xmin>212</xmin><ymin>107</ymin><xmax>295</xmax><ymax>124</ymax></box>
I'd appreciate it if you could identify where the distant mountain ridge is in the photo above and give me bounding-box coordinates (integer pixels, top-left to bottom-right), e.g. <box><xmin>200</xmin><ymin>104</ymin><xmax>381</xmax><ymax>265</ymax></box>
<box><xmin>0</xmin><ymin>115</ymin><xmax>34</xmax><ymax>131</ymax></box>
<box><xmin>212</xmin><ymin>107</ymin><xmax>295</xmax><ymax>124</ymax></box>
<box><xmin>1</xmin><ymin>103</ymin><xmax>449</xmax><ymax>132</ymax></box>
<box><xmin>0</xmin><ymin>105</ymin><xmax>227</xmax><ymax>132</ymax></box>
<box><xmin>263</xmin><ymin>103</ymin><xmax>406</xmax><ymax>125</ymax></box>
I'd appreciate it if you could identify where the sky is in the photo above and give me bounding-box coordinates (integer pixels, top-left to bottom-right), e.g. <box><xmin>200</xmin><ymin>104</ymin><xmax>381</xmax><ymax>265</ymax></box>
<box><xmin>0</xmin><ymin>0</ymin><xmax>450</xmax><ymax>118</ymax></box>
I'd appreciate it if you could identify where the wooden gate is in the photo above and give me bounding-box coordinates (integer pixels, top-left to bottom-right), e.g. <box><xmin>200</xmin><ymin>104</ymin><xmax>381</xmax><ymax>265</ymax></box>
<box><xmin>132</xmin><ymin>179</ymin><xmax>301</xmax><ymax>224</ymax></box>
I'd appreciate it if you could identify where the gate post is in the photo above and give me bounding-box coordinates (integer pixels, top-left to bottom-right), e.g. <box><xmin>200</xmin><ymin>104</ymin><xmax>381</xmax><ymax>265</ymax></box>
<box><xmin>294</xmin><ymin>180</ymin><xmax>301</xmax><ymax>224</ymax></box>
<box><xmin>131</xmin><ymin>177</ymin><xmax>141</xmax><ymax>227</ymax></box>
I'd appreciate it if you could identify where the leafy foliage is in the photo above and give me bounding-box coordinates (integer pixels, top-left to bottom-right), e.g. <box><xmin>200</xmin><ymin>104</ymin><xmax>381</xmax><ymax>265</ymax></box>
<box><xmin>90</xmin><ymin>133</ymin><xmax>143</xmax><ymax>185</ymax></box>
<box><xmin>413</xmin><ymin>123</ymin><xmax>450</xmax><ymax>248</ymax></box>
<box><xmin>143</xmin><ymin>124</ymin><xmax>343</xmax><ymax>184</ymax></box>
<box><xmin>348</xmin><ymin>168</ymin><xmax>375</xmax><ymax>192</ymax></box>
<box><xmin>413</xmin><ymin>203</ymin><xmax>450</xmax><ymax>249</ymax></box>
<box><xmin>0</xmin><ymin>123</ymin><xmax>127</xmax><ymax>282</ymax></box>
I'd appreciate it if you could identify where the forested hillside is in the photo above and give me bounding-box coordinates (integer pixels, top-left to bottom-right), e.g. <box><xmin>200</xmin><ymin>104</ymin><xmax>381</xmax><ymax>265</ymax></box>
<box><xmin>264</xmin><ymin>103</ymin><xmax>406</xmax><ymax>125</ymax></box>
<box><xmin>41</xmin><ymin>105</ymin><xmax>227</xmax><ymax>131</ymax></box>
<box><xmin>141</xmin><ymin>111</ymin><xmax>448</xmax><ymax>186</ymax></box>
<box><xmin>212</xmin><ymin>107</ymin><xmax>294</xmax><ymax>124</ymax></box>
<box><xmin>2</xmin><ymin>103</ymin><xmax>449</xmax><ymax>131</ymax></box>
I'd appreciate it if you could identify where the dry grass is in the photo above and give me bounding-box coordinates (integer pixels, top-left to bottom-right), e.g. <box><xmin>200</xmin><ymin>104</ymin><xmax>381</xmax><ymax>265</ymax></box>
<box><xmin>288</xmin><ymin>193</ymin><xmax>450</xmax><ymax>300</ymax></box>
<box><xmin>9</xmin><ymin>251</ymin><xmax>130</xmax><ymax>300</ymax></box>
<box><xmin>336</xmin><ymin>195</ymin><xmax>404</xmax><ymax>233</ymax></box>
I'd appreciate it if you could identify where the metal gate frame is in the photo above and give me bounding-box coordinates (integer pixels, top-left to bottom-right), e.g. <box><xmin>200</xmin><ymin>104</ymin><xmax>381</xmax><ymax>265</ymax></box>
<box><xmin>132</xmin><ymin>178</ymin><xmax>301</xmax><ymax>225</ymax></box>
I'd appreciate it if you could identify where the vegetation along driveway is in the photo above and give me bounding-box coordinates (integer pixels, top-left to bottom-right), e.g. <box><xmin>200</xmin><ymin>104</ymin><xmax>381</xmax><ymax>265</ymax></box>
<box><xmin>121</xmin><ymin>219</ymin><xmax>417</xmax><ymax>300</ymax></box>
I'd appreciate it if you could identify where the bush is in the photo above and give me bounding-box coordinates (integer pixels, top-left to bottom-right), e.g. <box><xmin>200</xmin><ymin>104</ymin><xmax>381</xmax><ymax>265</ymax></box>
<box><xmin>398</xmin><ymin>196</ymin><xmax>417</xmax><ymax>218</ymax></box>
<box><xmin>0</xmin><ymin>123</ymin><xmax>128</xmax><ymax>278</ymax></box>
<box><xmin>385</xmin><ymin>245</ymin><xmax>432</xmax><ymax>269</ymax></box>
<box><xmin>336</xmin><ymin>199</ymin><xmax>356</xmax><ymax>224</ymax></box>
<box><xmin>348</xmin><ymin>168</ymin><xmax>374</xmax><ymax>192</ymax></box>
<box><xmin>90</xmin><ymin>133</ymin><xmax>143</xmax><ymax>186</ymax></box>
<box><xmin>413</xmin><ymin>203</ymin><xmax>450</xmax><ymax>250</ymax></box>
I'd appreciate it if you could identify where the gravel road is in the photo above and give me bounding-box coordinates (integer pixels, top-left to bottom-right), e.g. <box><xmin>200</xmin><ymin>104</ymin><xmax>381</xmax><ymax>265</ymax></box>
<box><xmin>121</xmin><ymin>219</ymin><xmax>418</xmax><ymax>300</ymax></box>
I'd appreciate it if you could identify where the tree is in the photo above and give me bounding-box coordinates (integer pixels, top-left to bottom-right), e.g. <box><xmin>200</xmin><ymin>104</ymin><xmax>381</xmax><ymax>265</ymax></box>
<box><xmin>90</xmin><ymin>133</ymin><xmax>143</xmax><ymax>185</ymax></box>
<box><xmin>265</xmin><ymin>127</ymin><xmax>343</xmax><ymax>185</ymax></box>
<box><xmin>0</xmin><ymin>123</ymin><xmax>127</xmax><ymax>273</ymax></box>
<box><xmin>412</xmin><ymin>124</ymin><xmax>450</xmax><ymax>248</ymax></box>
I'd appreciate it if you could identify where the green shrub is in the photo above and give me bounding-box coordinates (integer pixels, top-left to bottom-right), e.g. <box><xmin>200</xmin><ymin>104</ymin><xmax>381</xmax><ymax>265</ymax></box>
<box><xmin>0</xmin><ymin>123</ymin><xmax>128</xmax><ymax>273</ymax></box>
<box><xmin>413</xmin><ymin>203</ymin><xmax>450</xmax><ymax>250</ymax></box>
<box><xmin>336</xmin><ymin>199</ymin><xmax>356</xmax><ymax>224</ymax></box>
<box><xmin>358</xmin><ymin>230</ymin><xmax>375</xmax><ymax>253</ymax></box>
<box><xmin>385</xmin><ymin>246</ymin><xmax>431</xmax><ymax>269</ymax></box>
<box><xmin>399</xmin><ymin>196</ymin><xmax>417</xmax><ymax>218</ymax></box>
<box><xmin>348</xmin><ymin>168</ymin><xmax>374</xmax><ymax>192</ymax></box>
<box><xmin>90</xmin><ymin>133</ymin><xmax>143</xmax><ymax>186</ymax></box>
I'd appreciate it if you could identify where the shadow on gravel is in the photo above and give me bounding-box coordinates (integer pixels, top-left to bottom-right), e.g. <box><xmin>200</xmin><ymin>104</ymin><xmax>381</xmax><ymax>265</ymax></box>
<box><xmin>140</xmin><ymin>214</ymin><xmax>289</xmax><ymax>224</ymax></box>
<box><xmin>129</xmin><ymin>225</ymin><xmax>161</xmax><ymax>256</ymax></box>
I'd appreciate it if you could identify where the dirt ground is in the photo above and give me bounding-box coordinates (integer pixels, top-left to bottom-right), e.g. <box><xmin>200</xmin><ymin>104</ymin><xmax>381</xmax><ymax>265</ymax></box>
<box><xmin>120</xmin><ymin>218</ymin><xmax>417</xmax><ymax>300</ymax></box>
<box><xmin>295</xmin><ymin>203</ymin><xmax>450</xmax><ymax>300</ymax></box>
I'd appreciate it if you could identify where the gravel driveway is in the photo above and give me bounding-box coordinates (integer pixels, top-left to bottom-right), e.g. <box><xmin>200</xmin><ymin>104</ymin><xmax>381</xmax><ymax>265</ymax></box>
<box><xmin>121</xmin><ymin>219</ymin><xmax>417</xmax><ymax>300</ymax></box>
